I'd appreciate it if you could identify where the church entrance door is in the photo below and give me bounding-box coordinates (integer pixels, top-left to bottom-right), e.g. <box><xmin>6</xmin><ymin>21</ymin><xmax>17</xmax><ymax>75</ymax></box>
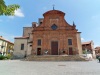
<box><xmin>51</xmin><ymin>41</ymin><xmax>58</xmax><ymax>55</ymax></box>
<box><xmin>37</xmin><ymin>48</ymin><xmax>41</xmax><ymax>55</ymax></box>
<box><xmin>69</xmin><ymin>47</ymin><xmax>73</xmax><ymax>55</ymax></box>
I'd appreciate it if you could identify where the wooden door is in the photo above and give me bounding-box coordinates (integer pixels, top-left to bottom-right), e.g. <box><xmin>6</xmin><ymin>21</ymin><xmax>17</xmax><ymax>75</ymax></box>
<box><xmin>51</xmin><ymin>41</ymin><xmax>58</xmax><ymax>55</ymax></box>
<box><xmin>37</xmin><ymin>48</ymin><xmax>41</xmax><ymax>55</ymax></box>
<box><xmin>69</xmin><ymin>47</ymin><xmax>73</xmax><ymax>55</ymax></box>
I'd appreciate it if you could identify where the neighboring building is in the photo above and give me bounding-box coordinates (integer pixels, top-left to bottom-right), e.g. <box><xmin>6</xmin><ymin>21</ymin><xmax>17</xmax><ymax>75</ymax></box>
<box><xmin>82</xmin><ymin>40</ymin><xmax>95</xmax><ymax>57</ymax></box>
<box><xmin>14</xmin><ymin>9</ymin><xmax>82</xmax><ymax>58</ymax></box>
<box><xmin>82</xmin><ymin>41</ymin><xmax>94</xmax><ymax>53</ymax></box>
<box><xmin>0</xmin><ymin>36</ymin><xmax>14</xmax><ymax>55</ymax></box>
<box><xmin>14</xmin><ymin>27</ymin><xmax>33</xmax><ymax>58</ymax></box>
<box><xmin>95</xmin><ymin>46</ymin><xmax>100</xmax><ymax>55</ymax></box>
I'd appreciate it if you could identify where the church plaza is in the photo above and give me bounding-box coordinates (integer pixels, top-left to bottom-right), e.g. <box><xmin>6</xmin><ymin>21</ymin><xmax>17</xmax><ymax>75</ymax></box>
<box><xmin>0</xmin><ymin>60</ymin><xmax>100</xmax><ymax>75</ymax></box>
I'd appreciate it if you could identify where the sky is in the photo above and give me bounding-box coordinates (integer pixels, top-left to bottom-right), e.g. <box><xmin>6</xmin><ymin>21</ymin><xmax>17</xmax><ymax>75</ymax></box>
<box><xmin>0</xmin><ymin>0</ymin><xmax>100</xmax><ymax>47</ymax></box>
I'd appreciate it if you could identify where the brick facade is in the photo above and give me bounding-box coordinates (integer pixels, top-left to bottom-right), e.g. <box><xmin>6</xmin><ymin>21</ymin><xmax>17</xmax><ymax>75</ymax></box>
<box><xmin>31</xmin><ymin>10</ymin><xmax>82</xmax><ymax>55</ymax></box>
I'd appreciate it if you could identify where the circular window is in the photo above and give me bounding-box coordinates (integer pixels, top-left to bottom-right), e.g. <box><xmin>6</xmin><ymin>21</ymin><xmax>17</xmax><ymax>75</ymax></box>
<box><xmin>51</xmin><ymin>24</ymin><xmax>58</xmax><ymax>30</ymax></box>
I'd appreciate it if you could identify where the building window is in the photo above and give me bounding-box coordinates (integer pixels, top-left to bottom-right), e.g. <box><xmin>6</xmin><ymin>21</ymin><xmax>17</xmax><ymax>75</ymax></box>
<box><xmin>68</xmin><ymin>39</ymin><xmax>72</xmax><ymax>45</ymax></box>
<box><xmin>40</xmin><ymin>22</ymin><xmax>42</xmax><ymax>24</ymax></box>
<box><xmin>51</xmin><ymin>24</ymin><xmax>58</xmax><ymax>30</ymax></box>
<box><xmin>86</xmin><ymin>44</ymin><xmax>89</xmax><ymax>46</ymax></box>
<box><xmin>21</xmin><ymin>44</ymin><xmax>24</xmax><ymax>50</ymax></box>
<box><xmin>38</xmin><ymin>39</ymin><xmax>41</xmax><ymax>46</ymax></box>
<box><xmin>1</xmin><ymin>46</ymin><xmax>4</xmax><ymax>48</ymax></box>
<box><xmin>30</xmin><ymin>45</ymin><xmax>32</xmax><ymax>47</ymax></box>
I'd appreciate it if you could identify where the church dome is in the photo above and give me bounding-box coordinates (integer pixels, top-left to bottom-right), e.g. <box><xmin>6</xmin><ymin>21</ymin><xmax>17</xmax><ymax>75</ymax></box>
<box><xmin>43</xmin><ymin>10</ymin><xmax>65</xmax><ymax>16</ymax></box>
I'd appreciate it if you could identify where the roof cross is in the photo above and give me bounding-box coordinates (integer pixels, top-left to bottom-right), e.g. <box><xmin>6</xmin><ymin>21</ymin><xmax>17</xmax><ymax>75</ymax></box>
<box><xmin>53</xmin><ymin>4</ymin><xmax>55</xmax><ymax>10</ymax></box>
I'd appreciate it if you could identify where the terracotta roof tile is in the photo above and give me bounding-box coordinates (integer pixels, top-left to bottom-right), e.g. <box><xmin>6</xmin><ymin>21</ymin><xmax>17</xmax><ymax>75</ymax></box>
<box><xmin>95</xmin><ymin>46</ymin><xmax>100</xmax><ymax>49</ymax></box>
<box><xmin>82</xmin><ymin>41</ymin><xmax>91</xmax><ymax>45</ymax></box>
<box><xmin>0</xmin><ymin>36</ymin><xmax>14</xmax><ymax>44</ymax></box>
<box><xmin>14</xmin><ymin>36</ymin><xmax>29</xmax><ymax>39</ymax></box>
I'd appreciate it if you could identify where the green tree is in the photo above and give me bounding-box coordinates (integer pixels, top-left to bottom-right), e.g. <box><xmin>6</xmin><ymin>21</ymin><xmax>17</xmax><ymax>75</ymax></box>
<box><xmin>0</xmin><ymin>0</ymin><xmax>20</xmax><ymax>16</ymax></box>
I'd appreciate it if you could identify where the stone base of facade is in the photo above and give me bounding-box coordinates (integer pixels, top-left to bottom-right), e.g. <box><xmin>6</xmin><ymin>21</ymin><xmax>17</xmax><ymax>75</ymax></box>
<box><xmin>31</xmin><ymin>49</ymin><xmax>79</xmax><ymax>55</ymax></box>
<box><xmin>25</xmin><ymin>55</ymin><xmax>86</xmax><ymax>61</ymax></box>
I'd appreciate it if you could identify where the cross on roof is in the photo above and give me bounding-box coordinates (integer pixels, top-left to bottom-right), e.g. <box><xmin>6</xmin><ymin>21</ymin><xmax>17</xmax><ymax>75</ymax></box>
<box><xmin>53</xmin><ymin>4</ymin><xmax>55</xmax><ymax>10</ymax></box>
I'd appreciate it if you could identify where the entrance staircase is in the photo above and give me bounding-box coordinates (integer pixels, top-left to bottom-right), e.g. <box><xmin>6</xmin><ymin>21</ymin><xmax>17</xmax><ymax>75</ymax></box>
<box><xmin>25</xmin><ymin>55</ymin><xmax>87</xmax><ymax>61</ymax></box>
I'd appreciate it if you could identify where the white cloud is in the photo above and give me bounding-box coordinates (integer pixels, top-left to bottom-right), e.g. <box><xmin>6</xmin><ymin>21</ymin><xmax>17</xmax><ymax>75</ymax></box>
<box><xmin>15</xmin><ymin>9</ymin><xmax>24</xmax><ymax>17</ymax></box>
<box><xmin>8</xmin><ymin>9</ymin><xmax>24</xmax><ymax>19</ymax></box>
<box><xmin>81</xmin><ymin>38</ymin><xmax>85</xmax><ymax>41</ymax></box>
<box><xmin>94</xmin><ymin>44</ymin><xmax>99</xmax><ymax>48</ymax></box>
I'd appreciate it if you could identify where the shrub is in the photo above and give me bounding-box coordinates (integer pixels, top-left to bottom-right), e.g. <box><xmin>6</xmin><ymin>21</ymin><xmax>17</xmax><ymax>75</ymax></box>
<box><xmin>83</xmin><ymin>50</ymin><xmax>87</xmax><ymax>54</ymax></box>
<box><xmin>0</xmin><ymin>54</ymin><xmax>11</xmax><ymax>60</ymax></box>
<box><xmin>0</xmin><ymin>55</ymin><xmax>5</xmax><ymax>60</ymax></box>
<box><xmin>5</xmin><ymin>54</ymin><xmax>11</xmax><ymax>59</ymax></box>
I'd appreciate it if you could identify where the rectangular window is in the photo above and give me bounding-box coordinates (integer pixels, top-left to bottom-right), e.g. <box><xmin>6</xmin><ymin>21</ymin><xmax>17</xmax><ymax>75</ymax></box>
<box><xmin>68</xmin><ymin>39</ymin><xmax>72</xmax><ymax>45</ymax></box>
<box><xmin>21</xmin><ymin>44</ymin><xmax>24</xmax><ymax>50</ymax></box>
<box><xmin>40</xmin><ymin>22</ymin><xmax>42</xmax><ymax>24</ymax></box>
<box><xmin>30</xmin><ymin>45</ymin><xmax>32</xmax><ymax>47</ymax></box>
<box><xmin>38</xmin><ymin>39</ymin><xmax>41</xmax><ymax>46</ymax></box>
<box><xmin>86</xmin><ymin>44</ymin><xmax>89</xmax><ymax>46</ymax></box>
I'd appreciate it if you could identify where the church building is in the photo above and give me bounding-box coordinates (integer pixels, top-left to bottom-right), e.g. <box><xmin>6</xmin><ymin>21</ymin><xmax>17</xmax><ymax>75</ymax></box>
<box><xmin>14</xmin><ymin>9</ymin><xmax>82</xmax><ymax>58</ymax></box>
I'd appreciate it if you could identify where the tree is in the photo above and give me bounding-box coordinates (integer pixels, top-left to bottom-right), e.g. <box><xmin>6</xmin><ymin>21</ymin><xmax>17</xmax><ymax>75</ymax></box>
<box><xmin>0</xmin><ymin>0</ymin><xmax>20</xmax><ymax>16</ymax></box>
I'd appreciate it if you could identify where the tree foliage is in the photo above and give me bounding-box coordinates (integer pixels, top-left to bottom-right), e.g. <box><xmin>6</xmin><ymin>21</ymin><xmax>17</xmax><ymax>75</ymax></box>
<box><xmin>0</xmin><ymin>0</ymin><xmax>20</xmax><ymax>16</ymax></box>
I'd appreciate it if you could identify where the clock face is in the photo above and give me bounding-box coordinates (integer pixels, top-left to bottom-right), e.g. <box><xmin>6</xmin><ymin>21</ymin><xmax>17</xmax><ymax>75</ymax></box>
<box><xmin>51</xmin><ymin>24</ymin><xmax>58</xmax><ymax>30</ymax></box>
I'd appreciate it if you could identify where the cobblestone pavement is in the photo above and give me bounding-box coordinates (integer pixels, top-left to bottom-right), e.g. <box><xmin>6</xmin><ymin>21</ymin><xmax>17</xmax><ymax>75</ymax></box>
<box><xmin>0</xmin><ymin>60</ymin><xmax>100</xmax><ymax>75</ymax></box>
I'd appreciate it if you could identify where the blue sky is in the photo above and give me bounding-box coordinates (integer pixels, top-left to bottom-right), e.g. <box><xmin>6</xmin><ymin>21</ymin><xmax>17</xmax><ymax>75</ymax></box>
<box><xmin>0</xmin><ymin>0</ymin><xmax>100</xmax><ymax>47</ymax></box>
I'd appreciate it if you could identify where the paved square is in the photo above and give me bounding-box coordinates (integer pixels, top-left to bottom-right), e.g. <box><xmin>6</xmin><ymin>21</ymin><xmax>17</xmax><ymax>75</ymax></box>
<box><xmin>0</xmin><ymin>60</ymin><xmax>100</xmax><ymax>75</ymax></box>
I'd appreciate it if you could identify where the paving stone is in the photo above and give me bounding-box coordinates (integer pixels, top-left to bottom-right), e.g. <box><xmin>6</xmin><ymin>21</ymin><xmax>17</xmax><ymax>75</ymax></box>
<box><xmin>0</xmin><ymin>60</ymin><xmax>100</xmax><ymax>75</ymax></box>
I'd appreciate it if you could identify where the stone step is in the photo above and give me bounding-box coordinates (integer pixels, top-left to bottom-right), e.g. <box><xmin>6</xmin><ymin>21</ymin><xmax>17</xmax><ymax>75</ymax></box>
<box><xmin>25</xmin><ymin>55</ymin><xmax>87</xmax><ymax>61</ymax></box>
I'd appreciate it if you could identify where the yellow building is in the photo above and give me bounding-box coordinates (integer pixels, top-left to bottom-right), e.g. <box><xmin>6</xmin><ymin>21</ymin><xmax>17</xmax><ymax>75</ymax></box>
<box><xmin>0</xmin><ymin>36</ymin><xmax>14</xmax><ymax>55</ymax></box>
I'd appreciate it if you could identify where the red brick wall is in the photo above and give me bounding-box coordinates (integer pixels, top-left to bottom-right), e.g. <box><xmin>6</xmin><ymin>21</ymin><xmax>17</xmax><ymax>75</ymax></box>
<box><xmin>32</xmin><ymin>10</ymin><xmax>78</xmax><ymax>55</ymax></box>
